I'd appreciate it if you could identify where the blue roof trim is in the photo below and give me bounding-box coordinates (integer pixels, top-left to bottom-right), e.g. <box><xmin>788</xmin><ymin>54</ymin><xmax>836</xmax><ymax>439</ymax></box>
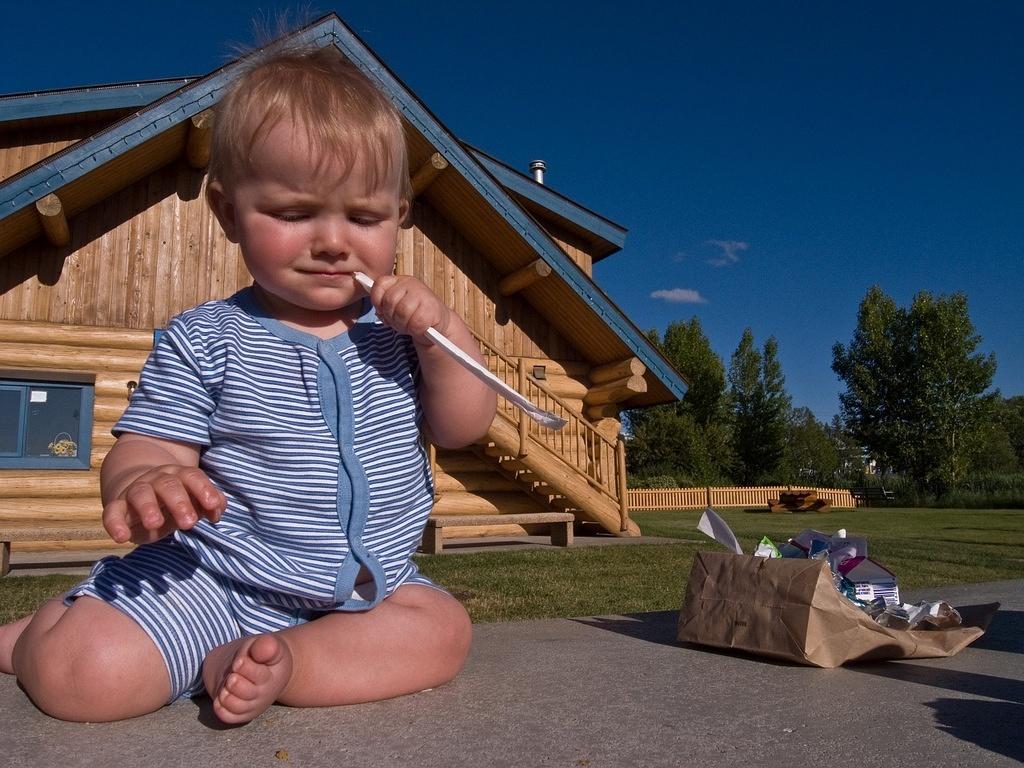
<box><xmin>469</xmin><ymin>150</ymin><xmax>626</xmax><ymax>251</ymax></box>
<box><xmin>0</xmin><ymin>80</ymin><xmax>194</xmax><ymax>123</ymax></box>
<box><xmin>0</xmin><ymin>15</ymin><xmax>685</xmax><ymax>400</ymax></box>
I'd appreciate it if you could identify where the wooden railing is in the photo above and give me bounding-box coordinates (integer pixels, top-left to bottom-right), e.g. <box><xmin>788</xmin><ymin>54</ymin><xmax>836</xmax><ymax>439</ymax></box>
<box><xmin>473</xmin><ymin>334</ymin><xmax>627</xmax><ymax>527</ymax></box>
<box><xmin>629</xmin><ymin>486</ymin><xmax>857</xmax><ymax>510</ymax></box>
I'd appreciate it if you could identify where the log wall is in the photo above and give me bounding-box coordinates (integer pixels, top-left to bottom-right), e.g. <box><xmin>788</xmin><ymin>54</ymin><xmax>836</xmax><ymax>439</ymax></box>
<box><xmin>0</xmin><ymin>162</ymin><xmax>250</xmax><ymax>328</ymax></box>
<box><xmin>0</xmin><ymin>320</ymin><xmax>149</xmax><ymax>552</ymax></box>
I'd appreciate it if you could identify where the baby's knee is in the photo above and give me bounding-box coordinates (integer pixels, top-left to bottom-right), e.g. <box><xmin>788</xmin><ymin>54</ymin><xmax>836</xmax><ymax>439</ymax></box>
<box><xmin>441</xmin><ymin>597</ymin><xmax>473</xmax><ymax>658</ymax></box>
<box><xmin>16</xmin><ymin>622</ymin><xmax>119</xmax><ymax>717</ymax></box>
<box><xmin>14</xmin><ymin>602</ymin><xmax>170</xmax><ymax>721</ymax></box>
<box><xmin>418</xmin><ymin>590</ymin><xmax>473</xmax><ymax>675</ymax></box>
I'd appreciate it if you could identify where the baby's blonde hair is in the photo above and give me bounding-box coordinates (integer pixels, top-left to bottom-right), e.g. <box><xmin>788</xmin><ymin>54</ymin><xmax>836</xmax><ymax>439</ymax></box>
<box><xmin>208</xmin><ymin>45</ymin><xmax>411</xmax><ymax>201</ymax></box>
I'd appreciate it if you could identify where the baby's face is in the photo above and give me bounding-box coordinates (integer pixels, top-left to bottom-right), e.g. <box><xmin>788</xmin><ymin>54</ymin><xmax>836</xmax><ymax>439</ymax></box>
<box><xmin>211</xmin><ymin>118</ymin><xmax>408</xmax><ymax>335</ymax></box>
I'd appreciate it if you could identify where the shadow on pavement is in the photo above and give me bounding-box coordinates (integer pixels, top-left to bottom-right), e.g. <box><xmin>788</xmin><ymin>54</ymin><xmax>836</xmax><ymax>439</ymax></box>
<box><xmin>572</xmin><ymin>611</ymin><xmax>680</xmax><ymax>647</ymax></box>
<box><xmin>572</xmin><ymin>610</ymin><xmax>830</xmax><ymax>667</ymax></box>
<box><xmin>851</xmin><ymin>661</ymin><xmax>1024</xmax><ymax>704</ymax></box>
<box><xmin>926</xmin><ymin>697</ymin><xmax>1024</xmax><ymax>763</ymax></box>
<box><xmin>967</xmin><ymin>609</ymin><xmax>1024</xmax><ymax>654</ymax></box>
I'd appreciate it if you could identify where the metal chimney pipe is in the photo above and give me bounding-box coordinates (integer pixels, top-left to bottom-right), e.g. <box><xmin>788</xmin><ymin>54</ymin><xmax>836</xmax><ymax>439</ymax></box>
<box><xmin>529</xmin><ymin>160</ymin><xmax>546</xmax><ymax>185</ymax></box>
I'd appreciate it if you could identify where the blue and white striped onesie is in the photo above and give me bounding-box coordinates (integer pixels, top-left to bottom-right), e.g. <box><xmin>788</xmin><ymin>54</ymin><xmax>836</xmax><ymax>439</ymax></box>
<box><xmin>68</xmin><ymin>288</ymin><xmax>438</xmax><ymax>698</ymax></box>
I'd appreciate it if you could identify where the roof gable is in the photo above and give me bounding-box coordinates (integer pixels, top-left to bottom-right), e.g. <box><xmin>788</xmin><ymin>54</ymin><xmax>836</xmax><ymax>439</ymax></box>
<box><xmin>0</xmin><ymin>14</ymin><xmax>685</xmax><ymax>405</ymax></box>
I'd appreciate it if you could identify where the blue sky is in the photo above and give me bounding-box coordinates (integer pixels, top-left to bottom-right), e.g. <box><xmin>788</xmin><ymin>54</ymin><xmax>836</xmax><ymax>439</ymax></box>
<box><xmin>2</xmin><ymin>2</ymin><xmax>1021</xmax><ymax>420</ymax></box>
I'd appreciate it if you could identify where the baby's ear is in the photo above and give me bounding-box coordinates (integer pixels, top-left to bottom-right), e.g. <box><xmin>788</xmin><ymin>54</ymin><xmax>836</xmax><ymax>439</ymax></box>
<box><xmin>206</xmin><ymin>181</ymin><xmax>239</xmax><ymax>243</ymax></box>
<box><xmin>398</xmin><ymin>197</ymin><xmax>412</xmax><ymax>229</ymax></box>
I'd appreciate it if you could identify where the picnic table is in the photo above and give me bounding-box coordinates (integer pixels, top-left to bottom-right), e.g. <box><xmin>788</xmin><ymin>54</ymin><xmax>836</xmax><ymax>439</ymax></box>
<box><xmin>767</xmin><ymin>489</ymin><xmax>831</xmax><ymax>514</ymax></box>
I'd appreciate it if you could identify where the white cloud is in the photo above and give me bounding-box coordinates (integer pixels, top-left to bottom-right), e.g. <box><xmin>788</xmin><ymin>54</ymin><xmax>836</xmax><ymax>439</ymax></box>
<box><xmin>706</xmin><ymin>239</ymin><xmax>749</xmax><ymax>267</ymax></box>
<box><xmin>651</xmin><ymin>288</ymin><xmax>708</xmax><ymax>304</ymax></box>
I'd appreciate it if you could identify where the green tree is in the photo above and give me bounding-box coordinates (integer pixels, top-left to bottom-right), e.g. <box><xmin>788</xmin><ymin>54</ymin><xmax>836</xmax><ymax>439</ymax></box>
<box><xmin>626</xmin><ymin>410</ymin><xmax>733</xmax><ymax>486</ymax></box>
<box><xmin>825</xmin><ymin>414</ymin><xmax>868</xmax><ymax>483</ymax></box>
<box><xmin>728</xmin><ymin>329</ymin><xmax>791</xmax><ymax>484</ymax></box>
<box><xmin>625</xmin><ymin>317</ymin><xmax>733</xmax><ymax>483</ymax></box>
<box><xmin>661</xmin><ymin>318</ymin><xmax>727</xmax><ymax>426</ymax></box>
<box><xmin>781</xmin><ymin>407</ymin><xmax>840</xmax><ymax>485</ymax></box>
<box><xmin>832</xmin><ymin>286</ymin><xmax>997</xmax><ymax>493</ymax></box>
<box><xmin>974</xmin><ymin>396</ymin><xmax>1024</xmax><ymax>473</ymax></box>
<box><xmin>998</xmin><ymin>396</ymin><xmax>1024</xmax><ymax>469</ymax></box>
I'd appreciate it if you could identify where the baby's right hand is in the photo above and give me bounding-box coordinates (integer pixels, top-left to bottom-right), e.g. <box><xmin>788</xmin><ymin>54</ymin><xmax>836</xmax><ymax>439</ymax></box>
<box><xmin>102</xmin><ymin>465</ymin><xmax>226</xmax><ymax>545</ymax></box>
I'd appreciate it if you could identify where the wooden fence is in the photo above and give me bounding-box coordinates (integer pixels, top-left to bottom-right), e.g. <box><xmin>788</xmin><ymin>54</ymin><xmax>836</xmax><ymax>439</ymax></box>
<box><xmin>628</xmin><ymin>486</ymin><xmax>857</xmax><ymax>510</ymax></box>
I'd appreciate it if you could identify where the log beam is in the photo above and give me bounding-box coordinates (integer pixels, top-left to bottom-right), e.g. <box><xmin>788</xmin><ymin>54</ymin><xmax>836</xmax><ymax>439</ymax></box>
<box><xmin>591</xmin><ymin>417</ymin><xmax>622</xmax><ymax>442</ymax></box>
<box><xmin>584</xmin><ymin>402</ymin><xmax>621</xmax><ymax>422</ymax></box>
<box><xmin>35</xmin><ymin>194</ymin><xmax>70</xmax><ymax>247</ymax></box>
<box><xmin>411</xmin><ymin>152</ymin><xmax>448</xmax><ymax>196</ymax></box>
<box><xmin>185</xmin><ymin>110</ymin><xmax>214</xmax><ymax>169</ymax></box>
<box><xmin>499</xmin><ymin>259</ymin><xmax>552</xmax><ymax>296</ymax></box>
<box><xmin>590</xmin><ymin>357</ymin><xmax>645</xmax><ymax>385</ymax></box>
<box><xmin>583</xmin><ymin>374</ymin><xmax>647</xmax><ymax>406</ymax></box>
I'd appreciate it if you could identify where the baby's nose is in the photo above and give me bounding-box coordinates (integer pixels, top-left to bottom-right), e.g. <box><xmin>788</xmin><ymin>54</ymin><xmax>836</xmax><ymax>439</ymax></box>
<box><xmin>313</xmin><ymin>219</ymin><xmax>348</xmax><ymax>256</ymax></box>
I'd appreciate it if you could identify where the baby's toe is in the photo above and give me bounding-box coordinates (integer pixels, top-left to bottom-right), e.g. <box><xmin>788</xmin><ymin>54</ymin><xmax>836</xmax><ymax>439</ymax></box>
<box><xmin>214</xmin><ymin>691</ymin><xmax>255</xmax><ymax>722</ymax></box>
<box><xmin>249</xmin><ymin>634</ymin><xmax>286</xmax><ymax>666</ymax></box>
<box><xmin>234</xmin><ymin>653</ymin><xmax>273</xmax><ymax>685</ymax></box>
<box><xmin>224</xmin><ymin>671</ymin><xmax>260</xmax><ymax>701</ymax></box>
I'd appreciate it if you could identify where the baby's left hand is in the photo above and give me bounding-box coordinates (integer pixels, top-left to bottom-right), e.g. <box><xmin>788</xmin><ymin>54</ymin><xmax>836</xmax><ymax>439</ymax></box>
<box><xmin>367</xmin><ymin>275</ymin><xmax>451</xmax><ymax>345</ymax></box>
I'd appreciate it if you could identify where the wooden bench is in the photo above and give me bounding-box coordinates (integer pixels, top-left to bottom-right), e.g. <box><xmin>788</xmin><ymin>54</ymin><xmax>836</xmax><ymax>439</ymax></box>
<box><xmin>421</xmin><ymin>512</ymin><xmax>575</xmax><ymax>554</ymax></box>
<box><xmin>850</xmin><ymin>487</ymin><xmax>895</xmax><ymax>507</ymax></box>
<box><xmin>0</xmin><ymin>522</ymin><xmax>110</xmax><ymax>577</ymax></box>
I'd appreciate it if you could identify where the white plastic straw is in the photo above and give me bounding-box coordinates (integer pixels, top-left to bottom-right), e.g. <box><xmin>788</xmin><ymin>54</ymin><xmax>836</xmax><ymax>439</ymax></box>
<box><xmin>352</xmin><ymin>272</ymin><xmax>567</xmax><ymax>430</ymax></box>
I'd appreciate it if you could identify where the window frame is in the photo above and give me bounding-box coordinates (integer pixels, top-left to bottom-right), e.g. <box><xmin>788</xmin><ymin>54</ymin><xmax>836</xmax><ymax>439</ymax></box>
<box><xmin>0</xmin><ymin>374</ymin><xmax>94</xmax><ymax>470</ymax></box>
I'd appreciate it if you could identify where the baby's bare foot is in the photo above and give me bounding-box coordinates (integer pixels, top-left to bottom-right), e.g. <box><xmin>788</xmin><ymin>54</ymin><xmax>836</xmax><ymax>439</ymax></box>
<box><xmin>207</xmin><ymin>634</ymin><xmax>293</xmax><ymax>725</ymax></box>
<box><xmin>0</xmin><ymin>613</ymin><xmax>35</xmax><ymax>675</ymax></box>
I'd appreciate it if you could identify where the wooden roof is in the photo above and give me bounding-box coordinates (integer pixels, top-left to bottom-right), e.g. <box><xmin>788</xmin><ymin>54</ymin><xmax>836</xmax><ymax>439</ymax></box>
<box><xmin>0</xmin><ymin>14</ymin><xmax>686</xmax><ymax>407</ymax></box>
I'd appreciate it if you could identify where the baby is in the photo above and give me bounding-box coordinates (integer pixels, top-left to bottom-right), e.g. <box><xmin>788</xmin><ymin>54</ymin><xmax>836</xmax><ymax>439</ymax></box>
<box><xmin>0</xmin><ymin>45</ymin><xmax>496</xmax><ymax>724</ymax></box>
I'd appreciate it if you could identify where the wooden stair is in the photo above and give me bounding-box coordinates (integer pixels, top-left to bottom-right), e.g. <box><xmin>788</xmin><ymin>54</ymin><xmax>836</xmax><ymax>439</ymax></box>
<box><xmin>473</xmin><ymin>416</ymin><xmax>639</xmax><ymax>538</ymax></box>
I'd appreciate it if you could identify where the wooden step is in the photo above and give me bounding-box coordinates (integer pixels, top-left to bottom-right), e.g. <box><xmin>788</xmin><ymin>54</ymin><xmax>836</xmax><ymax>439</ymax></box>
<box><xmin>0</xmin><ymin>520</ymin><xmax>115</xmax><ymax>576</ymax></box>
<box><xmin>422</xmin><ymin>512</ymin><xmax>575</xmax><ymax>554</ymax></box>
<box><xmin>434</xmin><ymin>451</ymin><xmax>491</xmax><ymax>473</ymax></box>
<box><xmin>497</xmin><ymin>458</ymin><xmax>529</xmax><ymax>472</ymax></box>
<box><xmin>549</xmin><ymin>496</ymin><xmax>578</xmax><ymax>511</ymax></box>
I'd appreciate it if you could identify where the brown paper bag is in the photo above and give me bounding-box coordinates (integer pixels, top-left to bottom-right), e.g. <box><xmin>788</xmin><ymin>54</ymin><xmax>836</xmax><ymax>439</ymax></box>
<box><xmin>677</xmin><ymin>551</ymin><xmax>999</xmax><ymax>667</ymax></box>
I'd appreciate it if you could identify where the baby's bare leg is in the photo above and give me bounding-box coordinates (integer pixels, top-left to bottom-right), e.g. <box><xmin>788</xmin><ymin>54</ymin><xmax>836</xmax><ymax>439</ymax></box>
<box><xmin>202</xmin><ymin>584</ymin><xmax>471</xmax><ymax>724</ymax></box>
<box><xmin>0</xmin><ymin>611</ymin><xmax>38</xmax><ymax>674</ymax></box>
<box><xmin>12</xmin><ymin>596</ymin><xmax>171</xmax><ymax>721</ymax></box>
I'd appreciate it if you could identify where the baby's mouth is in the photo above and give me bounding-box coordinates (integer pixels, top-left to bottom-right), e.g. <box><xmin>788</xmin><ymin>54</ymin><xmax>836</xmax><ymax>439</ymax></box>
<box><xmin>302</xmin><ymin>269</ymin><xmax>351</xmax><ymax>277</ymax></box>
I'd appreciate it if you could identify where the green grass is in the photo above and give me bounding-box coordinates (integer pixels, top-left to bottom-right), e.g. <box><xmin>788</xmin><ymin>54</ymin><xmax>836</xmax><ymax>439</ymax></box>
<box><xmin>2</xmin><ymin>507</ymin><xmax>1021</xmax><ymax>625</ymax></box>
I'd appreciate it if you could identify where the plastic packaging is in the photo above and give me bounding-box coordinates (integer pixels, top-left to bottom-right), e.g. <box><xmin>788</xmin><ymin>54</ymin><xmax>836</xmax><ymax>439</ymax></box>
<box><xmin>753</xmin><ymin>536</ymin><xmax>782</xmax><ymax>559</ymax></box>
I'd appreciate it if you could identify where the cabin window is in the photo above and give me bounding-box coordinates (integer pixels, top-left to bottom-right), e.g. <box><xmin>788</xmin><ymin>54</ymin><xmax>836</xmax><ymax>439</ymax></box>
<box><xmin>0</xmin><ymin>378</ymin><xmax>93</xmax><ymax>470</ymax></box>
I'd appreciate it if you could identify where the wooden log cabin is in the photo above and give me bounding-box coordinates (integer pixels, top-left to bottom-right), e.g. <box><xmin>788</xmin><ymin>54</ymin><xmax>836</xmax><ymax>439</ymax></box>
<box><xmin>0</xmin><ymin>14</ymin><xmax>687</xmax><ymax>562</ymax></box>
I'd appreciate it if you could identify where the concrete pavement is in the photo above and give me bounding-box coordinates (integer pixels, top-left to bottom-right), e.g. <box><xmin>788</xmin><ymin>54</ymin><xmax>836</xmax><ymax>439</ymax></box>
<box><xmin>0</xmin><ymin>579</ymin><xmax>1020</xmax><ymax>767</ymax></box>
